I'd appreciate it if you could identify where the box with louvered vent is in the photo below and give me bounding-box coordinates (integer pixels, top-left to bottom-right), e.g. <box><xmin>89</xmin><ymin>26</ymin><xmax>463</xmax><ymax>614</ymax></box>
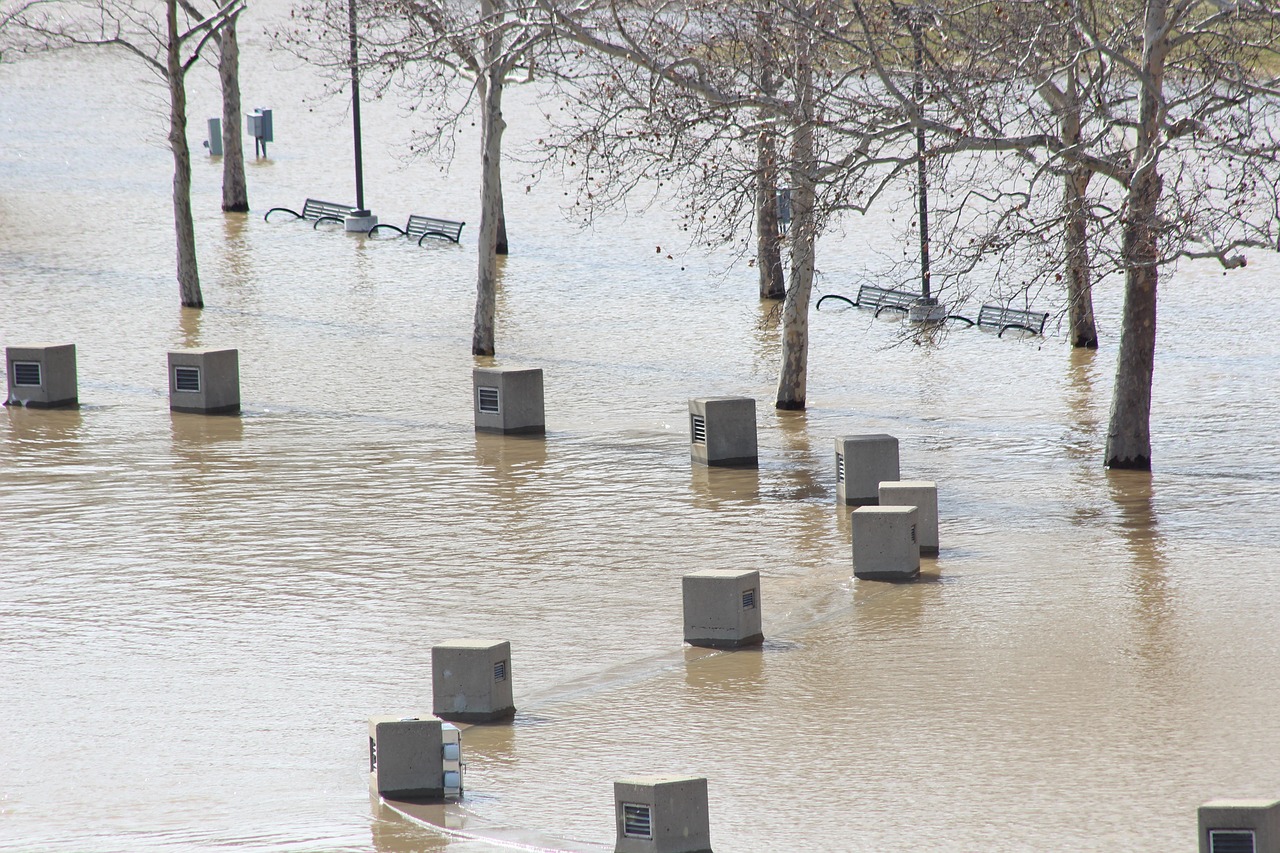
<box><xmin>613</xmin><ymin>776</ymin><xmax>712</xmax><ymax>853</ymax></box>
<box><xmin>1199</xmin><ymin>799</ymin><xmax>1280</xmax><ymax>853</ymax></box>
<box><xmin>688</xmin><ymin>396</ymin><xmax>756</xmax><ymax>467</ymax></box>
<box><xmin>168</xmin><ymin>348</ymin><xmax>239</xmax><ymax>415</ymax></box>
<box><xmin>431</xmin><ymin>639</ymin><xmax>516</xmax><ymax>723</ymax></box>
<box><xmin>879</xmin><ymin>480</ymin><xmax>939</xmax><ymax>556</ymax></box>
<box><xmin>682</xmin><ymin>569</ymin><xmax>763</xmax><ymax>649</ymax></box>
<box><xmin>5</xmin><ymin>344</ymin><xmax>77</xmax><ymax>408</ymax></box>
<box><xmin>473</xmin><ymin>367</ymin><xmax>544</xmax><ymax>434</ymax></box>
<box><xmin>367</xmin><ymin>714</ymin><xmax>447</xmax><ymax>801</ymax></box>
<box><xmin>851</xmin><ymin>505</ymin><xmax>920</xmax><ymax>581</ymax></box>
<box><xmin>835</xmin><ymin>434</ymin><xmax>899</xmax><ymax>505</ymax></box>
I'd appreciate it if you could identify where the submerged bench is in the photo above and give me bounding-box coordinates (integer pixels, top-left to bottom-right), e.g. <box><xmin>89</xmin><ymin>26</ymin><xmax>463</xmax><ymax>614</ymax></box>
<box><xmin>264</xmin><ymin>198</ymin><xmax>356</xmax><ymax>229</ymax></box>
<box><xmin>976</xmin><ymin>303</ymin><xmax>1049</xmax><ymax>337</ymax></box>
<box><xmin>368</xmin><ymin>214</ymin><xmax>466</xmax><ymax>245</ymax></box>
<box><xmin>816</xmin><ymin>284</ymin><xmax>918</xmax><ymax>317</ymax></box>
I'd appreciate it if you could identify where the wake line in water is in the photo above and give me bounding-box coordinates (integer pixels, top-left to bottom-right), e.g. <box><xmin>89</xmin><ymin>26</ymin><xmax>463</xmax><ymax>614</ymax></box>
<box><xmin>385</xmin><ymin>800</ymin><xmax>609</xmax><ymax>852</ymax></box>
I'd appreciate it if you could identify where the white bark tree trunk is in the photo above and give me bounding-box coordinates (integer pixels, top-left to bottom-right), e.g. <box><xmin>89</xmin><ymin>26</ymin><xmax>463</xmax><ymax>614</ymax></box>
<box><xmin>1064</xmin><ymin>165</ymin><xmax>1097</xmax><ymax>348</ymax></box>
<box><xmin>218</xmin><ymin>12</ymin><xmax>248</xmax><ymax>212</ymax></box>
<box><xmin>1105</xmin><ymin>0</ymin><xmax>1168</xmax><ymax>469</ymax></box>
<box><xmin>472</xmin><ymin>0</ymin><xmax>506</xmax><ymax>355</ymax></box>
<box><xmin>1061</xmin><ymin>56</ymin><xmax>1097</xmax><ymax>348</ymax></box>
<box><xmin>775</xmin><ymin>8</ymin><xmax>816</xmax><ymax>410</ymax></box>
<box><xmin>169</xmin><ymin>0</ymin><xmax>202</xmax><ymax>308</ymax></box>
<box><xmin>756</xmin><ymin>118</ymin><xmax>785</xmax><ymax>300</ymax></box>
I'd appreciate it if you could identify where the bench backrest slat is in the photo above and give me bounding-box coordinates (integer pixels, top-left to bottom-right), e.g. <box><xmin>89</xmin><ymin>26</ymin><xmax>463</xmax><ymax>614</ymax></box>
<box><xmin>977</xmin><ymin>304</ymin><xmax>1048</xmax><ymax>334</ymax></box>
<box><xmin>405</xmin><ymin>214</ymin><xmax>465</xmax><ymax>241</ymax></box>
<box><xmin>856</xmin><ymin>284</ymin><xmax>917</xmax><ymax>308</ymax></box>
<box><xmin>300</xmin><ymin>198</ymin><xmax>356</xmax><ymax>220</ymax></box>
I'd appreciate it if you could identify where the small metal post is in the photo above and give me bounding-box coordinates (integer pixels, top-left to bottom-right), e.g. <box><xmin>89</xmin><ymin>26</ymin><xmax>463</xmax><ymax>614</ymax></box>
<box><xmin>347</xmin><ymin>0</ymin><xmax>367</xmax><ymax>215</ymax></box>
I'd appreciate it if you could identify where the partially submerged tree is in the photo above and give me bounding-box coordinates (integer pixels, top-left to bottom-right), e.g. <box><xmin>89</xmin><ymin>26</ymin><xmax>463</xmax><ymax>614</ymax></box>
<box><xmin>540</xmin><ymin>0</ymin><xmax>887</xmax><ymax>409</ymax></box>
<box><xmin>179</xmin><ymin>0</ymin><xmax>248</xmax><ymax>210</ymax></box>
<box><xmin>284</xmin><ymin>0</ymin><xmax>549</xmax><ymax>355</ymax></box>
<box><xmin>13</xmin><ymin>0</ymin><xmax>242</xmax><ymax>307</ymax></box>
<box><xmin>214</xmin><ymin>7</ymin><xmax>247</xmax><ymax>211</ymax></box>
<box><xmin>852</xmin><ymin>0</ymin><xmax>1280</xmax><ymax>469</ymax></box>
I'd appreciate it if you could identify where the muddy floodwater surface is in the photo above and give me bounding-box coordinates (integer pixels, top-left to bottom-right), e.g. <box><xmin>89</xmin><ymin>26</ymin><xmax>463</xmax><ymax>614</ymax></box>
<box><xmin>3</xmin><ymin>8</ymin><xmax>1280</xmax><ymax>851</ymax></box>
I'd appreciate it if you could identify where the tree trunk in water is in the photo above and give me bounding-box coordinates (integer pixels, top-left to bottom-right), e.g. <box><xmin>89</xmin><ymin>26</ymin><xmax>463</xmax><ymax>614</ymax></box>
<box><xmin>472</xmin><ymin>0</ymin><xmax>505</xmax><ymax>356</ymax></box>
<box><xmin>495</xmin><ymin>182</ymin><xmax>509</xmax><ymax>255</ymax></box>
<box><xmin>218</xmin><ymin>13</ymin><xmax>248</xmax><ymax>213</ymax></box>
<box><xmin>756</xmin><ymin>123</ymin><xmax>785</xmax><ymax>300</ymax></box>
<box><xmin>1064</xmin><ymin>166</ymin><xmax>1097</xmax><ymax>348</ymax></box>
<box><xmin>169</xmin><ymin>0</ymin><xmax>202</xmax><ymax>308</ymax></box>
<box><xmin>754</xmin><ymin>42</ymin><xmax>784</xmax><ymax>300</ymax></box>
<box><xmin>775</xmin><ymin>15</ymin><xmax>816</xmax><ymax>410</ymax></box>
<box><xmin>1060</xmin><ymin>57</ymin><xmax>1097</xmax><ymax>348</ymax></box>
<box><xmin>1105</xmin><ymin>0</ymin><xmax>1168</xmax><ymax>470</ymax></box>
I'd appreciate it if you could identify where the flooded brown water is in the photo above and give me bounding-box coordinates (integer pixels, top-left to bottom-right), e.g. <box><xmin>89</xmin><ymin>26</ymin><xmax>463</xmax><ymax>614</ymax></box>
<box><xmin>4</xmin><ymin>9</ymin><xmax>1280</xmax><ymax>851</ymax></box>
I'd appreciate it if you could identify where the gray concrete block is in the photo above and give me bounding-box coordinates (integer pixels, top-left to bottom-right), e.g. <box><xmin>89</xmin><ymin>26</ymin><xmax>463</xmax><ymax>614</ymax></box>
<box><xmin>345</xmin><ymin>213</ymin><xmax>378</xmax><ymax>232</ymax></box>
<box><xmin>368</xmin><ymin>714</ymin><xmax>444</xmax><ymax>800</ymax></box>
<box><xmin>835</xmin><ymin>434</ymin><xmax>899</xmax><ymax>505</ymax></box>
<box><xmin>432</xmin><ymin>639</ymin><xmax>516</xmax><ymax>723</ymax></box>
<box><xmin>614</xmin><ymin>776</ymin><xmax>712</xmax><ymax>853</ymax></box>
<box><xmin>879</xmin><ymin>480</ymin><xmax>938</xmax><ymax>556</ymax></box>
<box><xmin>689</xmin><ymin>397</ymin><xmax>757</xmax><ymax>467</ymax></box>
<box><xmin>473</xmin><ymin>367</ymin><xmax>544</xmax><ymax>435</ymax></box>
<box><xmin>168</xmin><ymin>348</ymin><xmax>240</xmax><ymax>415</ymax></box>
<box><xmin>682</xmin><ymin>569</ymin><xmax>763</xmax><ymax>649</ymax></box>
<box><xmin>1199</xmin><ymin>799</ymin><xmax>1280</xmax><ymax>853</ymax></box>
<box><xmin>851</xmin><ymin>505</ymin><xmax>920</xmax><ymax>580</ymax></box>
<box><xmin>5</xmin><ymin>344</ymin><xmax>77</xmax><ymax>408</ymax></box>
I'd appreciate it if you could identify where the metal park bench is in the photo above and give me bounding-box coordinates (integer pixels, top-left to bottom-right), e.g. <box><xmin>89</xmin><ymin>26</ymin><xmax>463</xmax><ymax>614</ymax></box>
<box><xmin>368</xmin><ymin>214</ymin><xmax>466</xmax><ymax>245</ymax></box>
<box><xmin>264</xmin><ymin>198</ymin><xmax>356</xmax><ymax>229</ymax></box>
<box><xmin>816</xmin><ymin>284</ymin><xmax>919</xmax><ymax>317</ymax></box>
<box><xmin>974</xmin><ymin>303</ymin><xmax>1049</xmax><ymax>337</ymax></box>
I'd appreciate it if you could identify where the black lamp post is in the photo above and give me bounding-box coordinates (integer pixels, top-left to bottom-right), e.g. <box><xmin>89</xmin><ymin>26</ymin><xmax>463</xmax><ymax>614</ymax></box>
<box><xmin>347</xmin><ymin>0</ymin><xmax>367</xmax><ymax>217</ymax></box>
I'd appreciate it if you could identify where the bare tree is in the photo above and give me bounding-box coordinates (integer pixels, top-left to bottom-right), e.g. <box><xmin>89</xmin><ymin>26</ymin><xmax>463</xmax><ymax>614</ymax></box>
<box><xmin>13</xmin><ymin>0</ymin><xmax>242</xmax><ymax>307</ymax></box>
<box><xmin>178</xmin><ymin>0</ymin><xmax>248</xmax><ymax>211</ymax></box>
<box><xmin>214</xmin><ymin>8</ymin><xmax>247</xmax><ymax>211</ymax></box>
<box><xmin>539</xmin><ymin>0</ymin><xmax>886</xmax><ymax>409</ymax></box>
<box><xmin>851</xmin><ymin>0</ymin><xmax>1280</xmax><ymax>468</ymax></box>
<box><xmin>283</xmin><ymin>0</ymin><xmax>550</xmax><ymax>354</ymax></box>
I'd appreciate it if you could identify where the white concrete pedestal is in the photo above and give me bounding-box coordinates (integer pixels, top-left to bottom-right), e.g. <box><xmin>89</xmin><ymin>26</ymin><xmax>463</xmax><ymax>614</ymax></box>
<box><xmin>345</xmin><ymin>212</ymin><xmax>378</xmax><ymax>232</ymax></box>
<box><xmin>909</xmin><ymin>297</ymin><xmax>946</xmax><ymax>323</ymax></box>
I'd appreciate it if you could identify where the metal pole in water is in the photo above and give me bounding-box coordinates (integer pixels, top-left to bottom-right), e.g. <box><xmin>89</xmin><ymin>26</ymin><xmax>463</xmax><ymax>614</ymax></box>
<box><xmin>347</xmin><ymin>0</ymin><xmax>366</xmax><ymax>214</ymax></box>
<box><xmin>912</xmin><ymin>8</ymin><xmax>930</xmax><ymax>301</ymax></box>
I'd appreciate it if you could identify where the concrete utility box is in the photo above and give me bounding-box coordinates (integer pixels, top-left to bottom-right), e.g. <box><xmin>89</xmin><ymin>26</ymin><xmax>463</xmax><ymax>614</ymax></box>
<box><xmin>851</xmin><ymin>505</ymin><xmax>920</xmax><ymax>580</ymax></box>
<box><xmin>836</xmin><ymin>434</ymin><xmax>900</xmax><ymax>505</ymax></box>
<box><xmin>689</xmin><ymin>397</ymin><xmax>757</xmax><ymax>468</ymax></box>
<box><xmin>1199</xmin><ymin>799</ymin><xmax>1280</xmax><ymax>853</ymax></box>
<box><xmin>473</xmin><ymin>367</ymin><xmax>545</xmax><ymax>435</ymax></box>
<box><xmin>682</xmin><ymin>569</ymin><xmax>763</xmax><ymax>649</ymax></box>
<box><xmin>368</xmin><ymin>714</ymin><xmax>463</xmax><ymax>801</ymax></box>
<box><xmin>5</xmin><ymin>344</ymin><xmax>77</xmax><ymax>408</ymax></box>
<box><xmin>205</xmin><ymin>117</ymin><xmax>222</xmax><ymax>155</ymax></box>
<box><xmin>247</xmin><ymin>108</ymin><xmax>273</xmax><ymax>142</ymax></box>
<box><xmin>879</xmin><ymin>480</ymin><xmax>939</xmax><ymax>556</ymax></box>
<box><xmin>614</xmin><ymin>776</ymin><xmax>712</xmax><ymax>853</ymax></box>
<box><xmin>168</xmin><ymin>348</ymin><xmax>240</xmax><ymax>415</ymax></box>
<box><xmin>432</xmin><ymin>639</ymin><xmax>516</xmax><ymax>723</ymax></box>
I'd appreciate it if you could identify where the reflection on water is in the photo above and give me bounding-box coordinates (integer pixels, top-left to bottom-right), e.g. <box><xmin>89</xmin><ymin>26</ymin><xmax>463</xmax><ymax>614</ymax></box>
<box><xmin>5</xmin><ymin>10</ymin><xmax>1280</xmax><ymax>853</ymax></box>
<box><xmin>3</xmin><ymin>404</ymin><xmax>84</xmax><ymax>450</ymax></box>
<box><xmin>1063</xmin><ymin>344</ymin><xmax>1103</xmax><ymax>461</ymax></box>
<box><xmin>1108</xmin><ymin>470</ymin><xmax>1178</xmax><ymax>678</ymax></box>
<box><xmin>177</xmin><ymin>304</ymin><xmax>204</xmax><ymax>350</ymax></box>
<box><xmin>371</xmin><ymin>798</ymin><xmax>456</xmax><ymax>853</ymax></box>
<box><xmin>688</xmin><ymin>464</ymin><xmax>760</xmax><ymax>508</ymax></box>
<box><xmin>169</xmin><ymin>409</ymin><xmax>245</xmax><ymax>448</ymax></box>
<box><xmin>473</xmin><ymin>432</ymin><xmax>548</xmax><ymax>478</ymax></box>
<box><xmin>683</xmin><ymin>647</ymin><xmax>765</xmax><ymax>695</ymax></box>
